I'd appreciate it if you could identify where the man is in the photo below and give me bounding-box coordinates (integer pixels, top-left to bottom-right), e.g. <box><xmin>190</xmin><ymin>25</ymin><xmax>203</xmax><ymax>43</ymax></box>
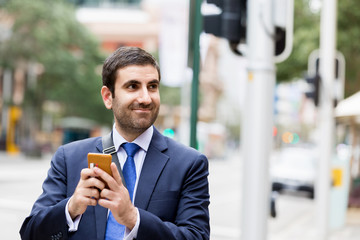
<box><xmin>20</xmin><ymin>47</ymin><xmax>210</xmax><ymax>240</ymax></box>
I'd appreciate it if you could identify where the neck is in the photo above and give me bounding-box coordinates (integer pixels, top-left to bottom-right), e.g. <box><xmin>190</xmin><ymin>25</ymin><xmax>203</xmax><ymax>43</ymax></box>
<box><xmin>115</xmin><ymin>125</ymin><xmax>145</xmax><ymax>142</ymax></box>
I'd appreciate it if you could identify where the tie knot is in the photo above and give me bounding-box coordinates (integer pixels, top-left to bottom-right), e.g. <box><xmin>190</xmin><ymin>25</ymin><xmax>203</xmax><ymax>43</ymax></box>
<box><xmin>122</xmin><ymin>143</ymin><xmax>140</xmax><ymax>157</ymax></box>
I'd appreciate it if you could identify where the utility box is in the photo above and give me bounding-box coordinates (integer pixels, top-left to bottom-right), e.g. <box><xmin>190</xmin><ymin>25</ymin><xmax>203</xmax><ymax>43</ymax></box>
<box><xmin>330</xmin><ymin>147</ymin><xmax>351</xmax><ymax>229</ymax></box>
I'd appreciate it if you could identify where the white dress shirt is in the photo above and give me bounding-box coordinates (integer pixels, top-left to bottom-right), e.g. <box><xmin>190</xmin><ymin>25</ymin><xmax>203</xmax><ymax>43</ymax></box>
<box><xmin>65</xmin><ymin>125</ymin><xmax>153</xmax><ymax>240</ymax></box>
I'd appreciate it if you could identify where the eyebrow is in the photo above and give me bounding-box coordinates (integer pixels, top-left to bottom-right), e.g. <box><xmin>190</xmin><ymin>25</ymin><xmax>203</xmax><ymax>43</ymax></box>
<box><xmin>149</xmin><ymin>79</ymin><xmax>160</xmax><ymax>84</ymax></box>
<box><xmin>125</xmin><ymin>80</ymin><xmax>140</xmax><ymax>84</ymax></box>
<box><xmin>123</xmin><ymin>79</ymin><xmax>159</xmax><ymax>86</ymax></box>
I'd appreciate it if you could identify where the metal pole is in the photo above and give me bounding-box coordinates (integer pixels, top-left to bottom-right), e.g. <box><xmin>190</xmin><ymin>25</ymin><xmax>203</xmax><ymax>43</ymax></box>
<box><xmin>188</xmin><ymin>0</ymin><xmax>202</xmax><ymax>149</ymax></box>
<box><xmin>241</xmin><ymin>0</ymin><xmax>275</xmax><ymax>239</ymax></box>
<box><xmin>317</xmin><ymin>0</ymin><xmax>337</xmax><ymax>239</ymax></box>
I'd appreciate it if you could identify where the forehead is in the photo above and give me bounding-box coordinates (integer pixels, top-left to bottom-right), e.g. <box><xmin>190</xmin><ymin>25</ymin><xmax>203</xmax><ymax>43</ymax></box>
<box><xmin>116</xmin><ymin>65</ymin><xmax>159</xmax><ymax>82</ymax></box>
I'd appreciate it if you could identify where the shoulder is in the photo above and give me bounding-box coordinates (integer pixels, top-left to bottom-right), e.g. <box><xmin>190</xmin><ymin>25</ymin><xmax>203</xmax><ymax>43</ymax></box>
<box><xmin>152</xmin><ymin>128</ymin><xmax>204</xmax><ymax>159</ymax></box>
<box><xmin>62</xmin><ymin>137</ymin><xmax>102</xmax><ymax>149</ymax></box>
<box><xmin>55</xmin><ymin>137</ymin><xmax>102</xmax><ymax>159</ymax></box>
<box><xmin>165</xmin><ymin>137</ymin><xmax>202</xmax><ymax>157</ymax></box>
<box><xmin>157</xmin><ymin>134</ymin><xmax>208</xmax><ymax>170</ymax></box>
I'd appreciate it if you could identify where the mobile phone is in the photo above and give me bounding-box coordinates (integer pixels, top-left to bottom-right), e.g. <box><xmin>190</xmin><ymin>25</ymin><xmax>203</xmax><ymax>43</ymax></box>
<box><xmin>87</xmin><ymin>153</ymin><xmax>113</xmax><ymax>177</ymax></box>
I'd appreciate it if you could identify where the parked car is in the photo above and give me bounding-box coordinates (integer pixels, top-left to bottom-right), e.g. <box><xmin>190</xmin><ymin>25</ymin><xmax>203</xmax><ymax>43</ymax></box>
<box><xmin>271</xmin><ymin>147</ymin><xmax>317</xmax><ymax>199</ymax></box>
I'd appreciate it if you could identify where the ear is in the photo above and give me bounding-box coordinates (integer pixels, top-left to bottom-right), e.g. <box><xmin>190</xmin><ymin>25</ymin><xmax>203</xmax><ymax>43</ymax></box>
<box><xmin>101</xmin><ymin>86</ymin><xmax>113</xmax><ymax>110</ymax></box>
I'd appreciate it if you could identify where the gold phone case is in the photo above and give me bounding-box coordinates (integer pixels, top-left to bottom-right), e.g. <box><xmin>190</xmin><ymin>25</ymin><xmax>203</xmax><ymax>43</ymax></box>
<box><xmin>87</xmin><ymin>153</ymin><xmax>112</xmax><ymax>177</ymax></box>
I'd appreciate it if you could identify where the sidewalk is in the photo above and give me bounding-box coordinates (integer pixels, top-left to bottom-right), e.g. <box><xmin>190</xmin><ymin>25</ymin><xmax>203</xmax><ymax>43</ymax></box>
<box><xmin>0</xmin><ymin>151</ymin><xmax>52</xmax><ymax>240</ymax></box>
<box><xmin>208</xmin><ymin>152</ymin><xmax>360</xmax><ymax>240</ymax></box>
<box><xmin>268</xmin><ymin>207</ymin><xmax>360</xmax><ymax>240</ymax></box>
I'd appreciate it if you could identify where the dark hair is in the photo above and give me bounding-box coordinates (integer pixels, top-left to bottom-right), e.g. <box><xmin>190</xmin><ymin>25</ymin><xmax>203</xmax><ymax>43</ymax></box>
<box><xmin>102</xmin><ymin>46</ymin><xmax>161</xmax><ymax>96</ymax></box>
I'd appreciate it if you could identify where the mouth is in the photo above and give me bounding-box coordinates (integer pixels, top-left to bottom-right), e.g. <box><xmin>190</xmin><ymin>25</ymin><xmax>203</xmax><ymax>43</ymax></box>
<box><xmin>133</xmin><ymin>108</ymin><xmax>152</xmax><ymax>113</ymax></box>
<box><xmin>131</xmin><ymin>103</ymin><xmax>153</xmax><ymax>112</ymax></box>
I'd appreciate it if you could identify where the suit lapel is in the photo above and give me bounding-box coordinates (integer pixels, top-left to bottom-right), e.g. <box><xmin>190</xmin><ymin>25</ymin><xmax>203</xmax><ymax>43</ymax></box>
<box><xmin>134</xmin><ymin>129</ymin><xmax>169</xmax><ymax>210</ymax></box>
<box><xmin>95</xmin><ymin>139</ymin><xmax>103</xmax><ymax>153</ymax></box>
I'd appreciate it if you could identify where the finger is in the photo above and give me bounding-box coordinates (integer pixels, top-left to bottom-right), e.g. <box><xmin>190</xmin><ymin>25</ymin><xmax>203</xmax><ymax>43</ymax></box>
<box><xmin>110</xmin><ymin>163</ymin><xmax>123</xmax><ymax>185</ymax></box>
<box><xmin>80</xmin><ymin>168</ymin><xmax>98</xmax><ymax>180</ymax></box>
<box><xmin>88</xmin><ymin>198</ymin><xmax>98</xmax><ymax>206</ymax></box>
<box><xmin>105</xmin><ymin>163</ymin><xmax>124</xmax><ymax>190</ymax></box>
<box><xmin>81</xmin><ymin>176</ymin><xmax>106</xmax><ymax>190</ymax></box>
<box><xmin>80</xmin><ymin>196</ymin><xmax>97</xmax><ymax>206</ymax></box>
<box><xmin>90</xmin><ymin>177</ymin><xmax>106</xmax><ymax>191</ymax></box>
<box><xmin>90</xmin><ymin>188</ymin><xmax>100</xmax><ymax>200</ymax></box>
<box><xmin>99</xmin><ymin>188</ymin><xmax>118</xmax><ymax>201</ymax></box>
<box><xmin>94</xmin><ymin>166</ymin><xmax>116</xmax><ymax>189</ymax></box>
<box><xmin>98</xmin><ymin>197</ymin><xmax>113</xmax><ymax>209</ymax></box>
<box><xmin>76</xmin><ymin>187</ymin><xmax>100</xmax><ymax>199</ymax></box>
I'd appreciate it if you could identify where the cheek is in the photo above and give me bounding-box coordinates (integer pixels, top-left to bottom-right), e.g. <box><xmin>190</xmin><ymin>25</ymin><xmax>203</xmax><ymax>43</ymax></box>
<box><xmin>114</xmin><ymin>95</ymin><xmax>134</xmax><ymax>109</ymax></box>
<box><xmin>152</xmin><ymin>93</ymin><xmax>161</xmax><ymax>104</ymax></box>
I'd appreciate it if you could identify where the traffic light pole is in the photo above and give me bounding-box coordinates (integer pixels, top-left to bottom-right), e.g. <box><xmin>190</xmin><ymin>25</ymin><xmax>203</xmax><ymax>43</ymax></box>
<box><xmin>317</xmin><ymin>0</ymin><xmax>337</xmax><ymax>239</ymax></box>
<box><xmin>241</xmin><ymin>0</ymin><xmax>275</xmax><ymax>239</ymax></box>
<box><xmin>188</xmin><ymin>0</ymin><xmax>202</xmax><ymax>149</ymax></box>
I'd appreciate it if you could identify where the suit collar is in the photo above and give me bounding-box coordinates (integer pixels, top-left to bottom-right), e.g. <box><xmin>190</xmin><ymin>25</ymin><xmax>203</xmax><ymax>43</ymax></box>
<box><xmin>147</xmin><ymin>127</ymin><xmax>168</xmax><ymax>152</ymax></box>
<box><xmin>95</xmin><ymin>137</ymin><xmax>103</xmax><ymax>153</ymax></box>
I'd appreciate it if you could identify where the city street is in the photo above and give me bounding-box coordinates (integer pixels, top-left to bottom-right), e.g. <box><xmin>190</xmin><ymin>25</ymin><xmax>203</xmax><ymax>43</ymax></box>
<box><xmin>1</xmin><ymin>151</ymin><xmax>359</xmax><ymax>240</ymax></box>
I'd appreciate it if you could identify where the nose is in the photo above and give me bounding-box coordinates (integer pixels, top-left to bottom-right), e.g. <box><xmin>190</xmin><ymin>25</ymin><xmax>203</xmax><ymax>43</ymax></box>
<box><xmin>138</xmin><ymin>87</ymin><xmax>152</xmax><ymax>104</ymax></box>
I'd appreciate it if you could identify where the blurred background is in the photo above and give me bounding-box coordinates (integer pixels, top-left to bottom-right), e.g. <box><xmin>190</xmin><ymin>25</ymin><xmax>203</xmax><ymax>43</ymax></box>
<box><xmin>1</xmin><ymin>0</ymin><xmax>360</xmax><ymax>239</ymax></box>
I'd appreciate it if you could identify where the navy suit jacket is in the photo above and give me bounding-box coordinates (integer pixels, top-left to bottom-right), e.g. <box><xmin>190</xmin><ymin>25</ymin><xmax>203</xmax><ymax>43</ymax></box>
<box><xmin>20</xmin><ymin>128</ymin><xmax>210</xmax><ymax>240</ymax></box>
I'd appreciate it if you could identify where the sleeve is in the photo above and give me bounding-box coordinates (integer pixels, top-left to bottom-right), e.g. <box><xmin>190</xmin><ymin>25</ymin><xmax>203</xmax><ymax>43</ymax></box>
<box><xmin>124</xmin><ymin>208</ymin><xmax>140</xmax><ymax>240</ymax></box>
<box><xmin>65</xmin><ymin>197</ymin><xmax>82</xmax><ymax>232</ymax></box>
<box><xmin>136</xmin><ymin>154</ymin><xmax>210</xmax><ymax>240</ymax></box>
<box><xmin>19</xmin><ymin>146</ymin><xmax>71</xmax><ymax>240</ymax></box>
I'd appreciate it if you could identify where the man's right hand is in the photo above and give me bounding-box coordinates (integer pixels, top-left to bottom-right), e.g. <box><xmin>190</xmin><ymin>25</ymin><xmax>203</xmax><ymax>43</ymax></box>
<box><xmin>68</xmin><ymin>168</ymin><xmax>106</xmax><ymax>220</ymax></box>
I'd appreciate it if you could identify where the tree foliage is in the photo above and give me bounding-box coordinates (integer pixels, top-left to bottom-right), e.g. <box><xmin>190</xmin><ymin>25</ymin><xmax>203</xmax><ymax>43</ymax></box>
<box><xmin>276</xmin><ymin>0</ymin><xmax>320</xmax><ymax>82</ymax></box>
<box><xmin>0</xmin><ymin>0</ymin><xmax>112</xmax><ymax>127</ymax></box>
<box><xmin>337</xmin><ymin>0</ymin><xmax>360</xmax><ymax>97</ymax></box>
<box><xmin>277</xmin><ymin>0</ymin><xmax>360</xmax><ymax>98</ymax></box>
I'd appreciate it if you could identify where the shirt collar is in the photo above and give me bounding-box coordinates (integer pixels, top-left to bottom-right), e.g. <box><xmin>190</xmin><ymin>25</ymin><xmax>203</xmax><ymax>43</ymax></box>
<box><xmin>112</xmin><ymin>124</ymin><xmax>153</xmax><ymax>152</ymax></box>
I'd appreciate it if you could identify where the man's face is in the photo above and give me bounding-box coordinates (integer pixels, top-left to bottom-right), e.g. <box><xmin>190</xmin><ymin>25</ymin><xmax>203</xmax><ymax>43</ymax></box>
<box><xmin>102</xmin><ymin>65</ymin><xmax>160</xmax><ymax>140</ymax></box>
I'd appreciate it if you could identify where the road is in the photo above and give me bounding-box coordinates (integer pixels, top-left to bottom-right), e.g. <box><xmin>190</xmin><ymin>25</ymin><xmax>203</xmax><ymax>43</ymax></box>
<box><xmin>208</xmin><ymin>150</ymin><xmax>360</xmax><ymax>240</ymax></box>
<box><xmin>208</xmin><ymin>153</ymin><xmax>317</xmax><ymax>240</ymax></box>
<box><xmin>1</xmin><ymin>151</ymin><xmax>359</xmax><ymax>240</ymax></box>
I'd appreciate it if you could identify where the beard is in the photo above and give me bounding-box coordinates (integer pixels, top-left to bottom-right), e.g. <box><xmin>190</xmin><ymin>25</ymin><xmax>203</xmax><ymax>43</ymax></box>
<box><xmin>113</xmin><ymin>101</ymin><xmax>160</xmax><ymax>135</ymax></box>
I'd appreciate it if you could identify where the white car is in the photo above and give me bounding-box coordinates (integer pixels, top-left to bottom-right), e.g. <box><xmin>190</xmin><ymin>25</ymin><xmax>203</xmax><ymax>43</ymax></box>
<box><xmin>271</xmin><ymin>147</ymin><xmax>317</xmax><ymax>198</ymax></box>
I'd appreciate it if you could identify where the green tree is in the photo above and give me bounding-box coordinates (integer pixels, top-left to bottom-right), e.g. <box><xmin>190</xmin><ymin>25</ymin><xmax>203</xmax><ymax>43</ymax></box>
<box><xmin>0</xmin><ymin>0</ymin><xmax>112</xmax><ymax>130</ymax></box>
<box><xmin>277</xmin><ymin>0</ymin><xmax>360</xmax><ymax>98</ymax></box>
<box><xmin>276</xmin><ymin>0</ymin><xmax>320</xmax><ymax>82</ymax></box>
<box><xmin>337</xmin><ymin>0</ymin><xmax>360</xmax><ymax>97</ymax></box>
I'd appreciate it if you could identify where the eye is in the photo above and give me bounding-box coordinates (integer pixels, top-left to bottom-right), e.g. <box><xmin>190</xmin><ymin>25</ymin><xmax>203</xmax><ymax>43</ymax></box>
<box><xmin>149</xmin><ymin>84</ymin><xmax>158</xmax><ymax>90</ymax></box>
<box><xmin>148</xmin><ymin>81</ymin><xmax>159</xmax><ymax>91</ymax></box>
<box><xmin>125</xmin><ymin>81</ymin><xmax>139</xmax><ymax>90</ymax></box>
<box><xmin>128</xmin><ymin>83</ymin><xmax>137</xmax><ymax>89</ymax></box>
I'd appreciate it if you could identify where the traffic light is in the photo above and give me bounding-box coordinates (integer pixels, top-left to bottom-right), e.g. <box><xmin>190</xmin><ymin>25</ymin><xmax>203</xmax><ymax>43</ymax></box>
<box><xmin>273</xmin><ymin>0</ymin><xmax>294</xmax><ymax>63</ymax></box>
<box><xmin>203</xmin><ymin>0</ymin><xmax>247</xmax><ymax>54</ymax></box>
<box><xmin>305</xmin><ymin>74</ymin><xmax>321</xmax><ymax>106</ymax></box>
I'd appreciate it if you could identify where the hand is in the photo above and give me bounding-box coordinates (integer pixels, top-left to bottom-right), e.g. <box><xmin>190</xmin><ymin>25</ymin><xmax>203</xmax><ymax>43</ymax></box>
<box><xmin>68</xmin><ymin>168</ymin><xmax>105</xmax><ymax>219</ymax></box>
<box><xmin>96</xmin><ymin>163</ymin><xmax>138</xmax><ymax>230</ymax></box>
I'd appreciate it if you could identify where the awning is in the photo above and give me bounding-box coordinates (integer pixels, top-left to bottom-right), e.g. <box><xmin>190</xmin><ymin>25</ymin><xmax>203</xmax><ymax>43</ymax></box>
<box><xmin>335</xmin><ymin>91</ymin><xmax>360</xmax><ymax>124</ymax></box>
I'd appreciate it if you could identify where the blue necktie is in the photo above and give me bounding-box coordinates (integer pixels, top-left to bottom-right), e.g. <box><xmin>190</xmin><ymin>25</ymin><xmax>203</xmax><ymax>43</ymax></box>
<box><xmin>105</xmin><ymin>143</ymin><xmax>140</xmax><ymax>240</ymax></box>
